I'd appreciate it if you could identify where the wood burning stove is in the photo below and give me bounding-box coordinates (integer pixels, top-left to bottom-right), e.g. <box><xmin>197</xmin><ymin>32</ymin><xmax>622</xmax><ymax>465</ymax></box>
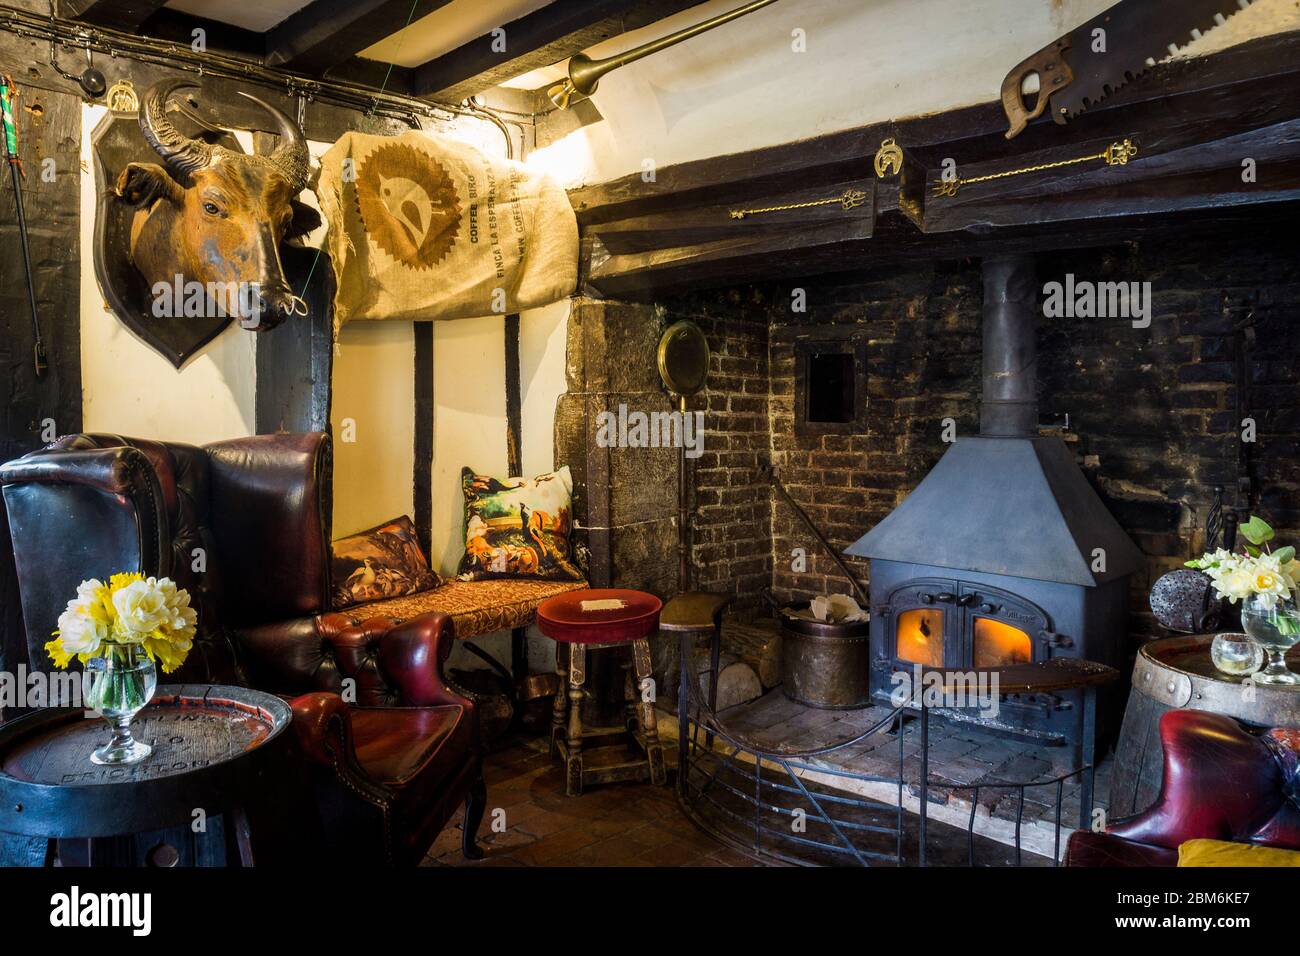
<box><xmin>866</xmin><ymin>562</ymin><xmax>1130</xmax><ymax>742</ymax></box>
<box><xmin>847</xmin><ymin>256</ymin><xmax>1144</xmax><ymax>747</ymax></box>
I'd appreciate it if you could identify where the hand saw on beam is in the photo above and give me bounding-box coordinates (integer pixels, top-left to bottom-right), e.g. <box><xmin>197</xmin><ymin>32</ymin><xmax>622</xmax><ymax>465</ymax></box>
<box><xmin>1001</xmin><ymin>0</ymin><xmax>1254</xmax><ymax>139</ymax></box>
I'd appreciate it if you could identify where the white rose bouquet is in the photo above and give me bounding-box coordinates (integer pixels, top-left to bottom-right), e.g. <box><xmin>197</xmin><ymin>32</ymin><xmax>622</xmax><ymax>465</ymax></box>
<box><xmin>1187</xmin><ymin>515</ymin><xmax>1299</xmax><ymax>631</ymax></box>
<box><xmin>46</xmin><ymin>572</ymin><xmax>197</xmax><ymax>673</ymax></box>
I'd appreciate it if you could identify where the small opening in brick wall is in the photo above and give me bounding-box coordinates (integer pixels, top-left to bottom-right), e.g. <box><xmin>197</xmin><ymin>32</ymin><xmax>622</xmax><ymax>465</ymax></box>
<box><xmin>807</xmin><ymin>352</ymin><xmax>855</xmax><ymax>423</ymax></box>
<box><xmin>794</xmin><ymin>337</ymin><xmax>867</xmax><ymax>436</ymax></box>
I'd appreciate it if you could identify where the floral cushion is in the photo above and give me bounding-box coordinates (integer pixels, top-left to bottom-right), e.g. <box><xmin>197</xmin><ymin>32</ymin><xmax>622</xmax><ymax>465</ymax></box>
<box><xmin>331</xmin><ymin>516</ymin><xmax>441</xmax><ymax>609</ymax></box>
<box><xmin>455</xmin><ymin>466</ymin><xmax>583</xmax><ymax>582</ymax></box>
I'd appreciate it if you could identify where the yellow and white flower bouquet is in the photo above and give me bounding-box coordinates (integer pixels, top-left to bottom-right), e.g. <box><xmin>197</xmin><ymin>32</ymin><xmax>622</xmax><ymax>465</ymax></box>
<box><xmin>46</xmin><ymin>572</ymin><xmax>197</xmax><ymax>672</ymax></box>
<box><xmin>46</xmin><ymin>573</ymin><xmax>197</xmax><ymax>765</ymax></box>
<box><xmin>1188</xmin><ymin>516</ymin><xmax>1300</xmax><ymax>685</ymax></box>
<box><xmin>1187</xmin><ymin>516</ymin><xmax>1298</xmax><ymax>611</ymax></box>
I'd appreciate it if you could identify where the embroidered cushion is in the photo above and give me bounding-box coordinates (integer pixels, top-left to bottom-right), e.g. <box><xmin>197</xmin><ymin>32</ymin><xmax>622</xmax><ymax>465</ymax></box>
<box><xmin>456</xmin><ymin>465</ymin><xmax>582</xmax><ymax>582</ymax></box>
<box><xmin>331</xmin><ymin>516</ymin><xmax>440</xmax><ymax>609</ymax></box>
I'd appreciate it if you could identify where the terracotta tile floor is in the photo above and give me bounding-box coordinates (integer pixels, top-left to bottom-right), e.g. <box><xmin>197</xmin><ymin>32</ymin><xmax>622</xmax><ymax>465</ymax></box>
<box><xmin>422</xmin><ymin>736</ymin><xmax>758</xmax><ymax>867</ymax></box>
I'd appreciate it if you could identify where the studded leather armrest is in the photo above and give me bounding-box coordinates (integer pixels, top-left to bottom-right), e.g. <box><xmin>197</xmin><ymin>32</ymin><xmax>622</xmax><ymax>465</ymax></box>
<box><xmin>1103</xmin><ymin>710</ymin><xmax>1300</xmax><ymax>850</ymax></box>
<box><xmin>239</xmin><ymin>610</ymin><xmax>476</xmax><ymax>724</ymax></box>
<box><xmin>372</xmin><ymin>612</ymin><xmax>476</xmax><ymax>712</ymax></box>
<box><xmin>289</xmin><ymin>691</ymin><xmax>355</xmax><ymax>767</ymax></box>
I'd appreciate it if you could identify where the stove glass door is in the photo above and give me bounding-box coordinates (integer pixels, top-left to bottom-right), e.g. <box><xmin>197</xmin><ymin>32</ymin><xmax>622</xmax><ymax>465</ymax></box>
<box><xmin>896</xmin><ymin>607</ymin><xmax>945</xmax><ymax>667</ymax></box>
<box><xmin>971</xmin><ymin>616</ymin><xmax>1033</xmax><ymax>667</ymax></box>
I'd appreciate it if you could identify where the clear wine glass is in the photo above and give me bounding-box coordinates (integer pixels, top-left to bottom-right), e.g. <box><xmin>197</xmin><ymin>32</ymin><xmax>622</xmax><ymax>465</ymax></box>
<box><xmin>1241</xmin><ymin>595</ymin><xmax>1300</xmax><ymax>686</ymax></box>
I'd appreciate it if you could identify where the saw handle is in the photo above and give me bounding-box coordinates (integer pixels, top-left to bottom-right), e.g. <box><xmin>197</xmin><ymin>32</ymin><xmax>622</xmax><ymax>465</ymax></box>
<box><xmin>1001</xmin><ymin>39</ymin><xmax>1073</xmax><ymax>139</ymax></box>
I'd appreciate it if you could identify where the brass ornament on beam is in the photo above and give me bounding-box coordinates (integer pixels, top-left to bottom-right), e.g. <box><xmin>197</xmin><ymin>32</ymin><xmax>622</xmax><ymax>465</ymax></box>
<box><xmin>932</xmin><ymin>138</ymin><xmax>1138</xmax><ymax>198</ymax></box>
<box><xmin>106</xmin><ymin>79</ymin><xmax>138</xmax><ymax>114</ymax></box>
<box><xmin>729</xmin><ymin>187</ymin><xmax>868</xmax><ymax>220</ymax></box>
<box><xmin>874</xmin><ymin>138</ymin><xmax>904</xmax><ymax>178</ymax></box>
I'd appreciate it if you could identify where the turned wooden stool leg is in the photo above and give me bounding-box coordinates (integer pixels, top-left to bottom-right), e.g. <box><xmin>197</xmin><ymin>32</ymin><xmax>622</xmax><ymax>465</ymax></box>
<box><xmin>550</xmin><ymin>641</ymin><xmax>568</xmax><ymax>757</ymax></box>
<box><xmin>565</xmin><ymin>643</ymin><xmax>587</xmax><ymax>797</ymax></box>
<box><xmin>623</xmin><ymin>660</ymin><xmax>640</xmax><ymax>734</ymax></box>
<box><xmin>632</xmin><ymin>638</ymin><xmax>667</xmax><ymax>786</ymax></box>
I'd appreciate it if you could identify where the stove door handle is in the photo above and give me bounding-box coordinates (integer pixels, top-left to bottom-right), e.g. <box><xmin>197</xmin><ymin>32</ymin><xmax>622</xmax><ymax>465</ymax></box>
<box><xmin>1039</xmin><ymin>630</ymin><xmax>1074</xmax><ymax>650</ymax></box>
<box><xmin>934</xmin><ymin>592</ymin><xmax>956</xmax><ymax>604</ymax></box>
<box><xmin>955</xmin><ymin>593</ymin><xmax>978</xmax><ymax>607</ymax></box>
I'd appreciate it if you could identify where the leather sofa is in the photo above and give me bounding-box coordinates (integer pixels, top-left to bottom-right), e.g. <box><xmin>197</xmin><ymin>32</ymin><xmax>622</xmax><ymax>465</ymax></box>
<box><xmin>1066</xmin><ymin>709</ymin><xmax>1300</xmax><ymax>866</ymax></box>
<box><xmin>0</xmin><ymin>432</ymin><xmax>484</xmax><ymax>866</ymax></box>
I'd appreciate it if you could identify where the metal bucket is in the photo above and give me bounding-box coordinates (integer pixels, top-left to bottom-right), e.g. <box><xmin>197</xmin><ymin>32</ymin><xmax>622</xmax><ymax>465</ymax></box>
<box><xmin>779</xmin><ymin>608</ymin><xmax>872</xmax><ymax>709</ymax></box>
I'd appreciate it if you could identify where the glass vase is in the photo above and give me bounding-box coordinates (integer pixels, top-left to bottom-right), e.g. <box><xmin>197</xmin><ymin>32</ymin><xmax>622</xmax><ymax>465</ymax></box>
<box><xmin>83</xmin><ymin>642</ymin><xmax>157</xmax><ymax>764</ymax></box>
<box><xmin>1240</xmin><ymin>593</ymin><xmax>1300</xmax><ymax>686</ymax></box>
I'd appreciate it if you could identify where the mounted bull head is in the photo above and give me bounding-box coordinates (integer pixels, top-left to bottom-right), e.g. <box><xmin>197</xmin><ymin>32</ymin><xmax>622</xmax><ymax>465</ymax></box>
<box><xmin>114</xmin><ymin>80</ymin><xmax>320</xmax><ymax>331</ymax></box>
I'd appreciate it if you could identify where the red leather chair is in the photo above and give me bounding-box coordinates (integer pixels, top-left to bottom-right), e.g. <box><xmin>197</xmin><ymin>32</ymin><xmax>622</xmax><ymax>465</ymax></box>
<box><xmin>1066</xmin><ymin>709</ymin><xmax>1300</xmax><ymax>866</ymax></box>
<box><xmin>0</xmin><ymin>432</ymin><xmax>484</xmax><ymax>866</ymax></box>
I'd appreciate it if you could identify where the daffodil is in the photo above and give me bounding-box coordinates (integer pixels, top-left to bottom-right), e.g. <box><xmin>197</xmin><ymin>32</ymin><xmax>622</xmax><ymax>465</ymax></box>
<box><xmin>47</xmin><ymin>574</ymin><xmax>196</xmax><ymax>674</ymax></box>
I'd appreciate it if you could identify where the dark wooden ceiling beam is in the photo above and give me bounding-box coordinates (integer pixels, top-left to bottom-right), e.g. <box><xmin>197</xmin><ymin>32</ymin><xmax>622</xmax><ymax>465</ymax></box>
<box><xmin>125</xmin><ymin>9</ymin><xmax>416</xmax><ymax>96</ymax></box>
<box><xmin>411</xmin><ymin>0</ymin><xmax>710</xmax><ymax>102</ymax></box>
<box><xmin>69</xmin><ymin>0</ymin><xmax>170</xmax><ymax>32</ymax></box>
<box><xmin>265</xmin><ymin>0</ymin><xmax>454</xmax><ymax>75</ymax></box>
<box><xmin>573</xmin><ymin>30</ymin><xmax>1300</xmax><ymax>300</ymax></box>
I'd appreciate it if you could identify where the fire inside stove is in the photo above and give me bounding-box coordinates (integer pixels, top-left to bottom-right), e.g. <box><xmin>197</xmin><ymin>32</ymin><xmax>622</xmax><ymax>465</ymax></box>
<box><xmin>973</xmin><ymin>617</ymin><xmax>1031</xmax><ymax>667</ymax></box>
<box><xmin>894</xmin><ymin>609</ymin><xmax>1031</xmax><ymax>669</ymax></box>
<box><xmin>896</xmin><ymin>609</ymin><xmax>943</xmax><ymax>667</ymax></box>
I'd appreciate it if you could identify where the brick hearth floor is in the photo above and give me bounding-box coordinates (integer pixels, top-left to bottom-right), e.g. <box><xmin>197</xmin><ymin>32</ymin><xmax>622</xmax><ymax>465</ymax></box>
<box><xmin>705</xmin><ymin>686</ymin><xmax>1113</xmax><ymax>861</ymax></box>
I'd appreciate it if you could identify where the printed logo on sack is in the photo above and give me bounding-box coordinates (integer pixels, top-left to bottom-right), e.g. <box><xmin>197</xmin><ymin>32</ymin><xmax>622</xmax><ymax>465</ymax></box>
<box><xmin>354</xmin><ymin>142</ymin><xmax>461</xmax><ymax>270</ymax></box>
<box><xmin>49</xmin><ymin>887</ymin><xmax>151</xmax><ymax>936</ymax></box>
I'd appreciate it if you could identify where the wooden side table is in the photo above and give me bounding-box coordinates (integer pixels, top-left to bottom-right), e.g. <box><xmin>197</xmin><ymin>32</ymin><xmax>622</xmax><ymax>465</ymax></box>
<box><xmin>537</xmin><ymin>588</ymin><xmax>666</xmax><ymax>796</ymax></box>
<box><xmin>0</xmin><ymin>685</ymin><xmax>304</xmax><ymax>867</ymax></box>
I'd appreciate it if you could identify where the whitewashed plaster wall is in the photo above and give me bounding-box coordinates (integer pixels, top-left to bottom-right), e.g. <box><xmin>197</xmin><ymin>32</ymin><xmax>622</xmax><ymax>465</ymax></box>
<box><xmin>521</xmin><ymin>0</ymin><xmax>1299</xmax><ymax>188</ymax></box>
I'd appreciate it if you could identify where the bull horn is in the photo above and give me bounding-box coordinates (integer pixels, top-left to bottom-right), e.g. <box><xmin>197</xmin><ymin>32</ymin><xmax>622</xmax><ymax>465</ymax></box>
<box><xmin>238</xmin><ymin>91</ymin><xmax>311</xmax><ymax>195</ymax></box>
<box><xmin>139</xmin><ymin>79</ymin><xmax>214</xmax><ymax>178</ymax></box>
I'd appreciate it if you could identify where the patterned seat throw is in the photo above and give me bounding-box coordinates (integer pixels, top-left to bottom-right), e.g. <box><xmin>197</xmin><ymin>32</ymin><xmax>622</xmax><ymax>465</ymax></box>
<box><xmin>344</xmin><ymin>579</ymin><xmax>588</xmax><ymax>641</ymax></box>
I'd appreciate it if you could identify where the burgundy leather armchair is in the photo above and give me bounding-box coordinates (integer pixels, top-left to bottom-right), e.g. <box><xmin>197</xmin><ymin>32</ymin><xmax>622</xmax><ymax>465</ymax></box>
<box><xmin>1066</xmin><ymin>709</ymin><xmax>1300</xmax><ymax>866</ymax></box>
<box><xmin>0</xmin><ymin>432</ymin><xmax>484</xmax><ymax>865</ymax></box>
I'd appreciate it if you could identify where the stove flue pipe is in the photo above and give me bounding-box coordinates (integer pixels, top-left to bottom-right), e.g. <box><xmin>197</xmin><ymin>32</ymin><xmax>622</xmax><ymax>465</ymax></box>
<box><xmin>980</xmin><ymin>255</ymin><xmax>1039</xmax><ymax>437</ymax></box>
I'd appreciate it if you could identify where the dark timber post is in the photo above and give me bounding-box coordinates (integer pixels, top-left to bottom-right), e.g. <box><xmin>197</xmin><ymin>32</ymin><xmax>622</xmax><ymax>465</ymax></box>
<box><xmin>413</xmin><ymin>322</ymin><xmax>434</xmax><ymax>558</ymax></box>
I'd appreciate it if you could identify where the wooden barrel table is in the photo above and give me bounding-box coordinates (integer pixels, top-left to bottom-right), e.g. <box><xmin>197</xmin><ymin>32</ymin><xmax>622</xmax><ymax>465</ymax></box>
<box><xmin>0</xmin><ymin>685</ymin><xmax>304</xmax><ymax>866</ymax></box>
<box><xmin>1109</xmin><ymin>635</ymin><xmax>1300</xmax><ymax>819</ymax></box>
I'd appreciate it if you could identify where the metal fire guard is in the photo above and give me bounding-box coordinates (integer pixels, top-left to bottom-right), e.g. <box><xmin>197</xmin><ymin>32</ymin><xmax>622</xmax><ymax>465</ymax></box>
<box><xmin>673</xmin><ymin>634</ymin><xmax>1106</xmax><ymax>866</ymax></box>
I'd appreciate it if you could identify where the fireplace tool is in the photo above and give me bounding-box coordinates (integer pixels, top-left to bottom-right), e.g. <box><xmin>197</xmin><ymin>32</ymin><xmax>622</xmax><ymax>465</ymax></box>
<box><xmin>0</xmin><ymin>75</ymin><xmax>46</xmax><ymax>379</ymax></box>
<box><xmin>657</xmin><ymin>320</ymin><xmax>710</xmax><ymax>592</ymax></box>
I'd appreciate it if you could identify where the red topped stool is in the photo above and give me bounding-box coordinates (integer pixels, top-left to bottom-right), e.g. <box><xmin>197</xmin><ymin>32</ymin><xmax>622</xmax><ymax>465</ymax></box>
<box><xmin>536</xmin><ymin>588</ymin><xmax>666</xmax><ymax>796</ymax></box>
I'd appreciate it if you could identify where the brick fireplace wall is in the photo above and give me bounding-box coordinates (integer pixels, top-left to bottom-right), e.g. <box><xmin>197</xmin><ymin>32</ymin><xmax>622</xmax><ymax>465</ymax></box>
<box><xmin>640</xmin><ymin>223</ymin><xmax>1300</xmax><ymax>647</ymax></box>
<box><xmin>660</xmin><ymin>293</ymin><xmax>773</xmax><ymax>618</ymax></box>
